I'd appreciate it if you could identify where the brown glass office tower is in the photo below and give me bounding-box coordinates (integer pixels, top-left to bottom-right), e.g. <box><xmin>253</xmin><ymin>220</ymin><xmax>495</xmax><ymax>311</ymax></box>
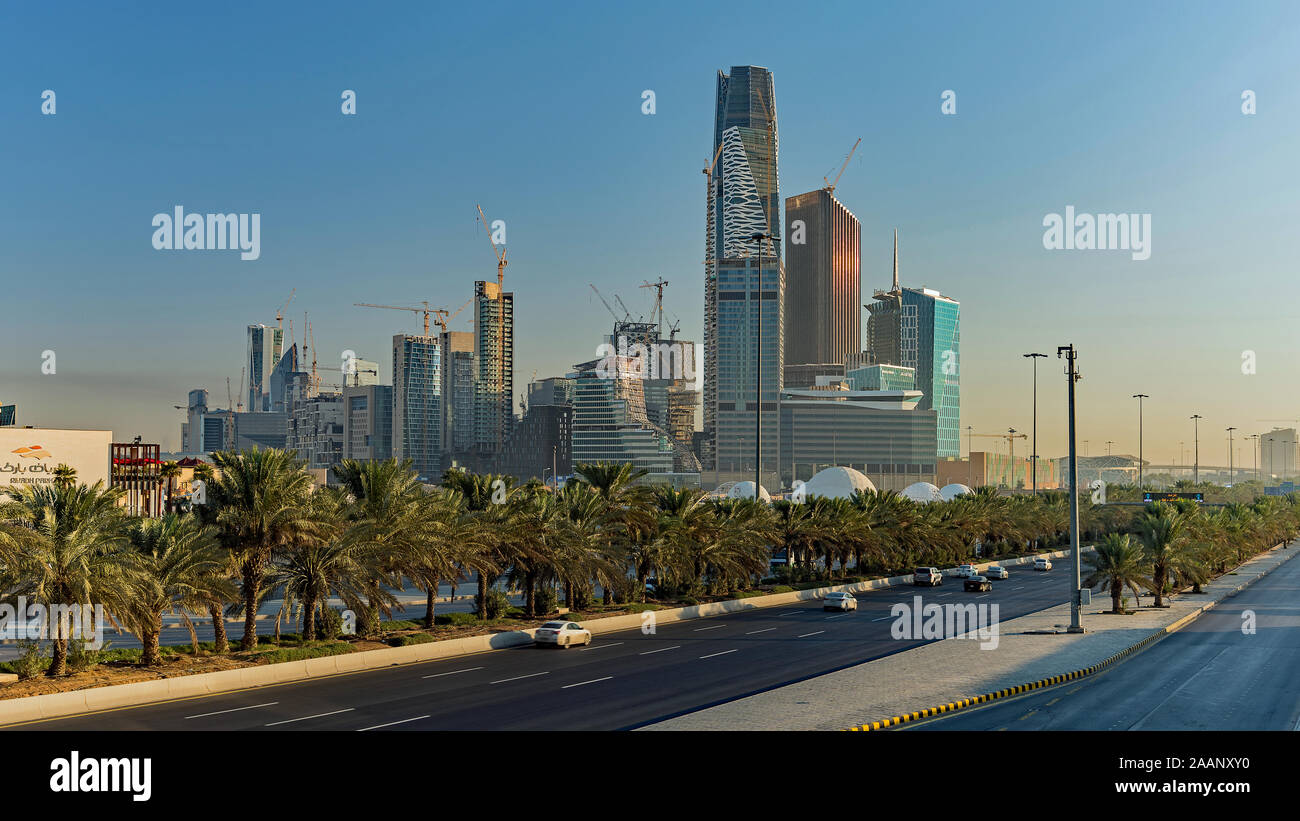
<box><xmin>783</xmin><ymin>189</ymin><xmax>861</xmax><ymax>369</ymax></box>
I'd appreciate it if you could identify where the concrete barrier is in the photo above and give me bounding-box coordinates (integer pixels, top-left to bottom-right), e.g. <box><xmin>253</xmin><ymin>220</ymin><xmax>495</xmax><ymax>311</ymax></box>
<box><xmin>0</xmin><ymin>546</ymin><xmax>1086</xmax><ymax>726</ymax></box>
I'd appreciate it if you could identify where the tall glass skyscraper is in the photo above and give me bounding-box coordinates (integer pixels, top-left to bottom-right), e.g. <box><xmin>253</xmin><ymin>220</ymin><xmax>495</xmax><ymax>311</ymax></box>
<box><xmin>246</xmin><ymin>324</ymin><xmax>284</xmax><ymax>412</ymax></box>
<box><xmin>705</xmin><ymin>65</ymin><xmax>782</xmax><ymax>486</ymax></box>
<box><xmin>392</xmin><ymin>333</ymin><xmax>442</xmax><ymax>480</ymax></box>
<box><xmin>866</xmin><ymin>283</ymin><xmax>961</xmax><ymax>459</ymax></box>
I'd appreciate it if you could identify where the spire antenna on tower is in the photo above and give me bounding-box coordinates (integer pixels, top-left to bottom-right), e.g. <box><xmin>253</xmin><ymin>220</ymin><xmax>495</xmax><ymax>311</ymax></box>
<box><xmin>892</xmin><ymin>228</ymin><xmax>899</xmax><ymax>292</ymax></box>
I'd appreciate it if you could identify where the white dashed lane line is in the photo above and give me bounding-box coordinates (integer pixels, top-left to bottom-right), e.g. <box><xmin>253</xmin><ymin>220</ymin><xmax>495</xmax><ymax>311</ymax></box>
<box><xmin>186</xmin><ymin>702</ymin><xmax>278</xmax><ymax>720</ymax></box>
<box><xmin>745</xmin><ymin>627</ymin><xmax>776</xmax><ymax>635</ymax></box>
<box><xmin>357</xmin><ymin>715</ymin><xmax>429</xmax><ymax>731</ymax></box>
<box><xmin>693</xmin><ymin>625</ymin><xmax>726</xmax><ymax>632</ymax></box>
<box><xmin>562</xmin><ymin>677</ymin><xmax>613</xmax><ymax>689</ymax></box>
<box><xmin>580</xmin><ymin>642</ymin><xmax>623</xmax><ymax>651</ymax></box>
<box><xmin>490</xmin><ymin>671</ymin><xmax>550</xmax><ymax>685</ymax></box>
<box><xmin>422</xmin><ymin>667</ymin><xmax>484</xmax><ymax>679</ymax></box>
<box><xmin>265</xmin><ymin>708</ymin><xmax>355</xmax><ymax>727</ymax></box>
<box><xmin>825</xmin><ymin>613</ymin><xmax>853</xmax><ymax>619</ymax></box>
<box><xmin>699</xmin><ymin>649</ymin><xmax>738</xmax><ymax>659</ymax></box>
<box><xmin>638</xmin><ymin>645</ymin><xmax>680</xmax><ymax>655</ymax></box>
<box><xmin>797</xmin><ymin>631</ymin><xmax>825</xmax><ymax>638</ymax></box>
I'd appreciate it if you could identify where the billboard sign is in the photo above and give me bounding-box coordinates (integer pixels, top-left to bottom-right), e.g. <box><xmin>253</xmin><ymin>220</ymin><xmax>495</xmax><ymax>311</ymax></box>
<box><xmin>0</xmin><ymin>428</ymin><xmax>112</xmax><ymax>490</ymax></box>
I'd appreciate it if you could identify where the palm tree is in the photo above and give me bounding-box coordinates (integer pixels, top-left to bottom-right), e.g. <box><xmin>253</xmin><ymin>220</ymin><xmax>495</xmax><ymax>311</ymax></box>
<box><xmin>572</xmin><ymin>462</ymin><xmax>651</xmax><ymax>604</ymax></box>
<box><xmin>52</xmin><ymin>464</ymin><xmax>77</xmax><ymax>490</ymax></box>
<box><xmin>203</xmin><ymin>448</ymin><xmax>323</xmax><ymax>651</ymax></box>
<box><xmin>123</xmin><ymin>514</ymin><xmax>233</xmax><ymax>665</ymax></box>
<box><xmin>1135</xmin><ymin>502</ymin><xmax>1187</xmax><ymax>607</ymax></box>
<box><xmin>159</xmin><ymin>461</ymin><xmax>182</xmax><ymax>514</ymax></box>
<box><xmin>0</xmin><ymin>482</ymin><xmax>134</xmax><ymax>675</ymax></box>
<box><xmin>1084</xmin><ymin>533</ymin><xmax>1153</xmax><ymax>614</ymax></box>
<box><xmin>404</xmin><ymin>489</ymin><xmax>486</xmax><ymax>628</ymax></box>
<box><xmin>442</xmin><ymin>468</ymin><xmax>517</xmax><ymax>618</ymax></box>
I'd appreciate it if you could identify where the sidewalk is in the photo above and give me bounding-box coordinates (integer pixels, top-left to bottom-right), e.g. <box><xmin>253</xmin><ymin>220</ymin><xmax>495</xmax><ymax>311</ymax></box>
<box><xmin>642</xmin><ymin>543</ymin><xmax>1297</xmax><ymax>731</ymax></box>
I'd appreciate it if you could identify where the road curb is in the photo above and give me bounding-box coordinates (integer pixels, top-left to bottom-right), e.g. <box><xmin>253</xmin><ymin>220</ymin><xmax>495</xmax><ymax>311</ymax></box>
<box><xmin>844</xmin><ymin>543</ymin><xmax>1294</xmax><ymax>731</ymax></box>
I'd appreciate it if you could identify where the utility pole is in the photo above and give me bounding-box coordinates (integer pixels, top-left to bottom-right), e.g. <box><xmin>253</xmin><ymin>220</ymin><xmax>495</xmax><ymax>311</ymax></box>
<box><xmin>1249</xmin><ymin>434</ymin><xmax>1259</xmax><ymax>483</ymax></box>
<box><xmin>966</xmin><ymin>425</ymin><xmax>973</xmax><ymax>487</ymax></box>
<box><xmin>1024</xmin><ymin>353</ymin><xmax>1047</xmax><ymax>494</ymax></box>
<box><xmin>1058</xmin><ymin>344</ymin><xmax>1084</xmax><ymax>633</ymax></box>
<box><xmin>1191</xmin><ymin>415</ymin><xmax>1202</xmax><ymax>484</ymax></box>
<box><xmin>1132</xmin><ymin>394</ymin><xmax>1148</xmax><ymax>488</ymax></box>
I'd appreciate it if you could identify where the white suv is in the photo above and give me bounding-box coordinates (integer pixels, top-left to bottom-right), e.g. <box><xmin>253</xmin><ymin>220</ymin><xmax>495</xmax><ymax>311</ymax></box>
<box><xmin>1034</xmin><ymin>557</ymin><xmax>1053</xmax><ymax>571</ymax></box>
<box><xmin>955</xmin><ymin>564</ymin><xmax>978</xmax><ymax>578</ymax></box>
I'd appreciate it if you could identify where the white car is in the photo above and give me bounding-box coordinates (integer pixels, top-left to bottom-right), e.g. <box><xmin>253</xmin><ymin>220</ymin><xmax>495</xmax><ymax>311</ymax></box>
<box><xmin>985</xmin><ymin>565</ymin><xmax>1009</xmax><ymax>580</ymax></box>
<box><xmin>533</xmin><ymin>621</ymin><xmax>592</xmax><ymax>648</ymax></box>
<box><xmin>955</xmin><ymin>564</ymin><xmax>979</xmax><ymax>578</ymax></box>
<box><xmin>823</xmin><ymin>592</ymin><xmax>858</xmax><ymax>612</ymax></box>
<box><xmin>1034</xmin><ymin>557</ymin><xmax>1053</xmax><ymax>571</ymax></box>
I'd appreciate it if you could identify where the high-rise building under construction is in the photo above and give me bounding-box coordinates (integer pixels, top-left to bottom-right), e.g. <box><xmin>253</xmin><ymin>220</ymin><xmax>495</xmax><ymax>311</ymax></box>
<box><xmin>473</xmin><ymin>280</ymin><xmax>513</xmax><ymax>455</ymax></box>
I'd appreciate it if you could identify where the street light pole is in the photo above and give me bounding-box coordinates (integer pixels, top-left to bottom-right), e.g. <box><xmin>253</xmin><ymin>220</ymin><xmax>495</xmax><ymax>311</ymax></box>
<box><xmin>1024</xmin><ymin>353</ymin><xmax>1047</xmax><ymax>494</ymax></box>
<box><xmin>1226</xmin><ymin>427</ymin><xmax>1237</xmax><ymax>484</ymax></box>
<box><xmin>1132</xmin><ymin>394</ymin><xmax>1148</xmax><ymax>488</ymax></box>
<box><xmin>1191</xmin><ymin>414</ymin><xmax>1202</xmax><ymax>484</ymax></box>
<box><xmin>1058</xmin><ymin>344</ymin><xmax>1083</xmax><ymax>633</ymax></box>
<box><xmin>750</xmin><ymin>231</ymin><xmax>770</xmax><ymax>499</ymax></box>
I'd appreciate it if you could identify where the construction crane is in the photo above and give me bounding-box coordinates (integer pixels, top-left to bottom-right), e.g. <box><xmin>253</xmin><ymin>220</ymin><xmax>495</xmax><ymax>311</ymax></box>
<box><xmin>640</xmin><ymin>277</ymin><xmax>669</xmax><ymax>336</ymax></box>
<box><xmin>822</xmin><ymin>137</ymin><xmax>861</xmax><ymax>196</ymax></box>
<box><xmin>970</xmin><ymin>429</ymin><xmax>1028</xmax><ymax>486</ymax></box>
<box><xmin>317</xmin><ymin>363</ymin><xmax>379</xmax><ymax>387</ymax></box>
<box><xmin>355</xmin><ymin>301</ymin><xmax>435</xmax><ymax>337</ymax></box>
<box><xmin>590</xmin><ymin>283</ymin><xmax>621</xmax><ymax>322</ymax></box>
<box><xmin>432</xmin><ymin>295</ymin><xmax>474</xmax><ymax>334</ymax></box>
<box><xmin>224</xmin><ymin>378</ymin><xmax>236</xmax><ymax>449</ymax></box>
<box><xmin>308</xmin><ymin>323</ymin><xmax>319</xmax><ymax>394</ymax></box>
<box><xmin>478</xmin><ymin>204</ymin><xmax>509</xmax><ymax>452</ymax></box>
<box><xmin>275</xmin><ymin>288</ymin><xmax>295</xmax><ymax>332</ymax></box>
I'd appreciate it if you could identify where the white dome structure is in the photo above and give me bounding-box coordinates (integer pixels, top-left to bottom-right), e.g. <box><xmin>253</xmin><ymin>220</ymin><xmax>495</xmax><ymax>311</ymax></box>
<box><xmin>727</xmin><ymin>481</ymin><xmax>771</xmax><ymax>503</ymax></box>
<box><xmin>940</xmin><ymin>483</ymin><xmax>974</xmax><ymax>501</ymax></box>
<box><xmin>801</xmin><ymin>466</ymin><xmax>876</xmax><ymax>500</ymax></box>
<box><xmin>902</xmin><ymin>481</ymin><xmax>944</xmax><ymax>503</ymax></box>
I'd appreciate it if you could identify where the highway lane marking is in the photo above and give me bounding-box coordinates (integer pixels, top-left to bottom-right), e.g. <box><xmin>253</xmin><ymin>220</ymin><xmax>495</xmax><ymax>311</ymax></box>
<box><xmin>1018</xmin><ymin>709</ymin><xmax>1038</xmax><ymax>721</ymax></box>
<box><xmin>699</xmin><ymin>649</ymin><xmax>738</xmax><ymax>659</ymax></box>
<box><xmin>357</xmin><ymin>715</ymin><xmax>430</xmax><ymax>731</ymax></box>
<box><xmin>825</xmin><ymin>613</ymin><xmax>853</xmax><ymax>619</ymax></box>
<box><xmin>1046</xmin><ymin>697</ymin><xmax>1061</xmax><ymax>707</ymax></box>
<box><xmin>186</xmin><ymin>702</ymin><xmax>278</xmax><ymax>720</ymax></box>
<box><xmin>490</xmin><ymin>671</ymin><xmax>550</xmax><ymax>684</ymax></box>
<box><xmin>265</xmin><ymin>708</ymin><xmax>355</xmax><ymax>727</ymax></box>
<box><xmin>422</xmin><ymin>667</ymin><xmax>484</xmax><ymax>679</ymax></box>
<box><xmin>638</xmin><ymin>645</ymin><xmax>680</xmax><ymax>655</ymax></box>
<box><xmin>745</xmin><ymin>628</ymin><xmax>776</xmax><ymax>635</ymax></box>
<box><xmin>562</xmin><ymin>676</ymin><xmax>613</xmax><ymax>689</ymax></box>
<box><xmin>1013</xmin><ymin>586</ymin><xmax>1026</xmax><ymax>590</ymax></box>
<box><xmin>871</xmin><ymin>616</ymin><xmax>892</xmax><ymax>621</ymax></box>
<box><xmin>939</xmin><ymin>593</ymin><xmax>953</xmax><ymax>597</ymax></box>
<box><xmin>580</xmin><ymin>642</ymin><xmax>624</xmax><ymax>651</ymax></box>
<box><xmin>977</xmin><ymin>594</ymin><xmax>990</xmax><ymax>599</ymax></box>
<box><xmin>797</xmin><ymin>631</ymin><xmax>825</xmax><ymax>638</ymax></box>
<box><xmin>775</xmin><ymin>611</ymin><xmax>801</xmax><ymax>616</ymax></box>
<box><xmin>693</xmin><ymin>625</ymin><xmax>726</xmax><ymax>632</ymax></box>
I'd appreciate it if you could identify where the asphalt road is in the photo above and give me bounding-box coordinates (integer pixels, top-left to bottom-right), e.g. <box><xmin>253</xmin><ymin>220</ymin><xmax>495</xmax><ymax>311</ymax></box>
<box><xmin>9</xmin><ymin>566</ymin><xmax>1076</xmax><ymax>731</ymax></box>
<box><xmin>908</xmin><ymin>550</ymin><xmax>1300</xmax><ymax>731</ymax></box>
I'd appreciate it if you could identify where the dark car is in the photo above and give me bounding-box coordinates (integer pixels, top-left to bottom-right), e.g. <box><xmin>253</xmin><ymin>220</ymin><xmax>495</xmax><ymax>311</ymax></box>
<box><xmin>963</xmin><ymin>576</ymin><xmax>992</xmax><ymax>592</ymax></box>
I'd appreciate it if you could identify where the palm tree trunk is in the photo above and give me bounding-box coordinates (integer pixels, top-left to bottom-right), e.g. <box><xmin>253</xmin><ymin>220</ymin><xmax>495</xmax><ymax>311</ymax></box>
<box><xmin>47</xmin><ymin>637</ymin><xmax>68</xmax><ymax>677</ymax></box>
<box><xmin>1153</xmin><ymin>565</ymin><xmax>1165</xmax><ymax>607</ymax></box>
<box><xmin>477</xmin><ymin>573</ymin><xmax>488</xmax><ymax>619</ymax></box>
<box><xmin>524</xmin><ymin>571</ymin><xmax>537</xmax><ymax>619</ymax></box>
<box><xmin>1111</xmin><ymin>579</ymin><xmax>1122</xmax><ymax>614</ymax></box>
<box><xmin>209</xmin><ymin>600</ymin><xmax>228</xmax><ymax>654</ymax></box>
<box><xmin>301</xmin><ymin>594</ymin><xmax>317</xmax><ymax>640</ymax></box>
<box><xmin>141</xmin><ymin>614</ymin><xmax>162</xmax><ymax>666</ymax></box>
<box><xmin>424</xmin><ymin>583</ymin><xmax>437</xmax><ymax>630</ymax></box>
<box><xmin>240</xmin><ymin>562</ymin><xmax>260</xmax><ymax>651</ymax></box>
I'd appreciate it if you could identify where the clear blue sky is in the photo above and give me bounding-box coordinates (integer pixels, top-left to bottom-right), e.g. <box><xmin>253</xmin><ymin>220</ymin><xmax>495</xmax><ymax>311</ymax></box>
<box><xmin>2</xmin><ymin>0</ymin><xmax>1298</xmax><ymax>466</ymax></box>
